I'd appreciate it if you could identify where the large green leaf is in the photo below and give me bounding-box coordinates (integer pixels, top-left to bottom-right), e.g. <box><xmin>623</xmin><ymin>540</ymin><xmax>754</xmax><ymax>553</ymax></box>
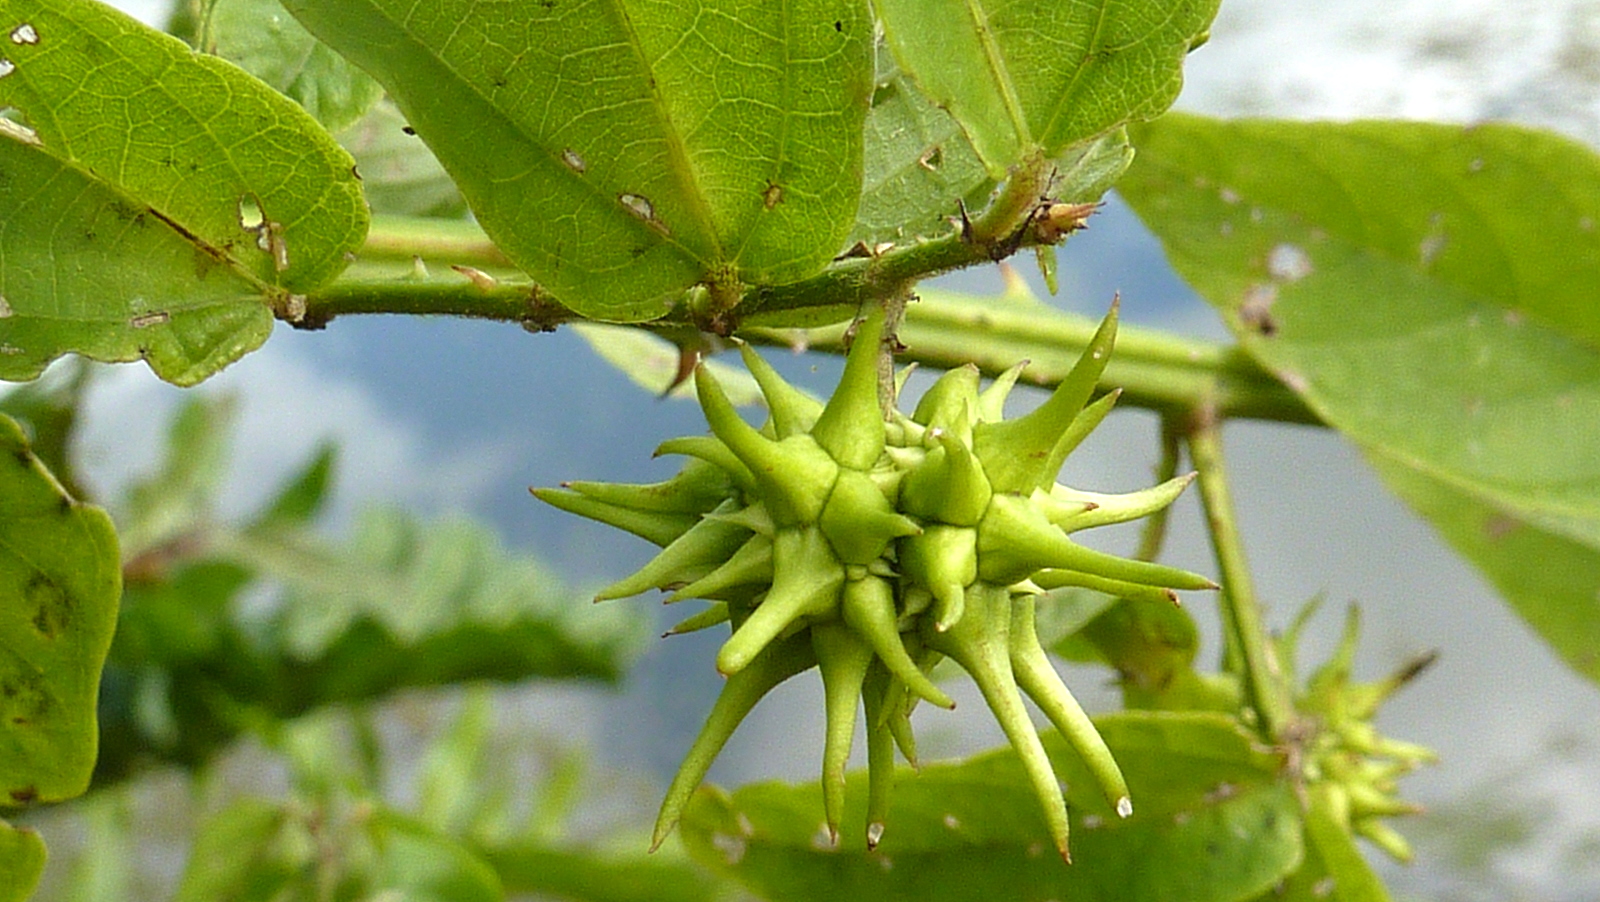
<box><xmin>0</xmin><ymin>413</ymin><xmax>118</xmax><ymax>803</ymax></box>
<box><xmin>283</xmin><ymin>0</ymin><xmax>872</xmax><ymax>322</ymax></box>
<box><xmin>681</xmin><ymin>711</ymin><xmax>1300</xmax><ymax>902</ymax></box>
<box><xmin>202</xmin><ymin>0</ymin><xmax>384</xmax><ymax>132</ymax></box>
<box><xmin>875</xmin><ymin>0</ymin><xmax>1217</xmax><ymax>178</ymax></box>
<box><xmin>0</xmin><ymin>0</ymin><xmax>367</xmax><ymax>384</ymax></box>
<box><xmin>1117</xmin><ymin>115</ymin><xmax>1600</xmax><ymax>682</ymax></box>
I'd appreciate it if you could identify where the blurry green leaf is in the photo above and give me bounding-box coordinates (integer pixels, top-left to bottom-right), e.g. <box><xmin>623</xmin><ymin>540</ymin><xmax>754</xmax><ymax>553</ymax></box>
<box><xmin>483</xmin><ymin>841</ymin><xmax>726</xmax><ymax>902</ymax></box>
<box><xmin>121</xmin><ymin>395</ymin><xmax>234</xmax><ymax>556</ymax></box>
<box><xmin>682</xmin><ymin>711</ymin><xmax>1299</xmax><ymax>902</ymax></box>
<box><xmin>0</xmin><ymin>414</ymin><xmax>119</xmax><ymax>804</ymax></box>
<box><xmin>572</xmin><ymin>324</ymin><xmax>766</xmax><ymax>407</ymax></box>
<box><xmin>59</xmin><ymin>791</ymin><xmax>134</xmax><ymax>902</ymax></box>
<box><xmin>875</xmin><ymin>0</ymin><xmax>1216</xmax><ymax>177</ymax></box>
<box><xmin>335</xmin><ymin>100</ymin><xmax>468</xmax><ymax>219</ymax></box>
<box><xmin>369</xmin><ymin>809</ymin><xmax>504</xmax><ymax>902</ymax></box>
<box><xmin>0</xmin><ymin>0</ymin><xmax>367</xmax><ymax>384</ymax></box>
<box><xmin>0</xmin><ymin>820</ymin><xmax>45</xmax><ymax>902</ymax></box>
<box><xmin>1118</xmin><ymin>114</ymin><xmax>1600</xmax><ymax>683</ymax></box>
<box><xmin>282</xmin><ymin>0</ymin><xmax>872</xmax><ymax>321</ymax></box>
<box><xmin>0</xmin><ymin>360</ymin><xmax>90</xmax><ymax>496</ymax></box>
<box><xmin>251</xmin><ymin>441</ymin><xmax>336</xmax><ymax>529</ymax></box>
<box><xmin>171</xmin><ymin>797</ymin><xmax>298</xmax><ymax>902</ymax></box>
<box><xmin>417</xmin><ymin>688</ymin><xmax>500</xmax><ymax>838</ymax></box>
<box><xmin>1262</xmin><ymin>786</ymin><xmax>1389</xmax><ymax>902</ymax></box>
<box><xmin>202</xmin><ymin>0</ymin><xmax>384</xmax><ymax>132</ymax></box>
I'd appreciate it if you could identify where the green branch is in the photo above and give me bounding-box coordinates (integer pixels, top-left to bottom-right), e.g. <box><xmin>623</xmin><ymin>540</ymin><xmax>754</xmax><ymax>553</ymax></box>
<box><xmin>1184</xmin><ymin>408</ymin><xmax>1296</xmax><ymax>741</ymax></box>
<box><xmin>300</xmin><ymin>216</ymin><xmax>1318</xmax><ymax>427</ymax></box>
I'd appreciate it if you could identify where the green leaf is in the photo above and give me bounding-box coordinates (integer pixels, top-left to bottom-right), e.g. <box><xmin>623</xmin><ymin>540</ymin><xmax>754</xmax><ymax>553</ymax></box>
<box><xmin>0</xmin><ymin>413</ymin><xmax>119</xmax><ymax>804</ymax></box>
<box><xmin>875</xmin><ymin>0</ymin><xmax>1217</xmax><ymax>177</ymax></box>
<box><xmin>0</xmin><ymin>0</ymin><xmax>367</xmax><ymax>384</ymax></box>
<box><xmin>171</xmin><ymin>797</ymin><xmax>298</xmax><ymax>902</ymax></box>
<box><xmin>0</xmin><ymin>136</ymin><xmax>274</xmax><ymax>386</ymax></box>
<box><xmin>1368</xmin><ymin>448</ymin><xmax>1600</xmax><ymax>681</ymax></box>
<box><xmin>336</xmin><ymin>100</ymin><xmax>467</xmax><ymax>219</ymax></box>
<box><xmin>282</xmin><ymin>0</ymin><xmax>872</xmax><ymax>321</ymax></box>
<box><xmin>681</xmin><ymin>711</ymin><xmax>1300</xmax><ymax>902</ymax></box>
<box><xmin>1260</xmin><ymin>786</ymin><xmax>1390</xmax><ymax>902</ymax></box>
<box><xmin>251</xmin><ymin>441</ymin><xmax>336</xmax><ymax>529</ymax></box>
<box><xmin>483</xmin><ymin>841</ymin><xmax>725</xmax><ymax>902</ymax></box>
<box><xmin>202</xmin><ymin>0</ymin><xmax>384</xmax><ymax>132</ymax></box>
<box><xmin>369</xmin><ymin>809</ymin><xmax>504</xmax><ymax>902</ymax></box>
<box><xmin>0</xmin><ymin>820</ymin><xmax>45</xmax><ymax>902</ymax></box>
<box><xmin>1118</xmin><ymin>114</ymin><xmax>1600</xmax><ymax>682</ymax></box>
<box><xmin>852</xmin><ymin>69</ymin><xmax>990</xmax><ymax>246</ymax></box>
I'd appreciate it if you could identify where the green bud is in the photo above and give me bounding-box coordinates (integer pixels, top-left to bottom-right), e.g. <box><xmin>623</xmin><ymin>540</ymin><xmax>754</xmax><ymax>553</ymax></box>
<box><xmin>663</xmin><ymin>602</ymin><xmax>731</xmax><ymax>636</ymax></box>
<box><xmin>669</xmin><ymin>534</ymin><xmax>774</xmax><ymax>602</ymax></box>
<box><xmin>812</xmin><ymin>621</ymin><xmax>875</xmax><ymax>843</ymax></box>
<box><xmin>820</xmin><ymin>468</ymin><xmax>922</xmax><ymax>565</ymax></box>
<box><xmin>739</xmin><ymin>342</ymin><xmax>824</xmax><ymax>438</ymax></box>
<box><xmin>899</xmin><ymin>524</ymin><xmax>978</xmax><ymax>631</ymax></box>
<box><xmin>652</xmin><ymin>631</ymin><xmax>816</xmax><ymax>851</ymax></box>
<box><xmin>811</xmin><ymin>307</ymin><xmax>888</xmax><ymax>470</ymax></box>
<box><xmin>972</xmin><ymin>302</ymin><xmax>1118</xmax><ymax>494</ymax></box>
<box><xmin>911</xmin><ymin>364</ymin><xmax>980</xmax><ymax>441</ymax></box>
<box><xmin>530</xmin><ymin>487</ymin><xmax>700</xmax><ymax>548</ymax></box>
<box><xmin>900</xmin><ymin>428</ymin><xmax>993</xmax><ymax>526</ymax></box>
<box><xmin>594</xmin><ymin>503</ymin><xmax>752</xmax><ymax>601</ymax></box>
<box><xmin>1042</xmin><ymin>472</ymin><xmax>1197</xmax><ymax>532</ymax></box>
<box><xmin>716</xmin><ymin>525</ymin><xmax>844</xmax><ymax>675</ymax></box>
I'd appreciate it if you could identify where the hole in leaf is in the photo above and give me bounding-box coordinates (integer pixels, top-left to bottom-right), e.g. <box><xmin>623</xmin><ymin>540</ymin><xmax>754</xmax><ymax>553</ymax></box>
<box><xmin>0</xmin><ymin>58</ymin><xmax>12</xmax><ymax>77</ymax></box>
<box><xmin>561</xmin><ymin>148</ymin><xmax>586</xmax><ymax>174</ymax></box>
<box><xmin>9</xmin><ymin>23</ymin><xmax>37</xmax><ymax>45</ymax></box>
<box><xmin>130</xmin><ymin>311</ymin><xmax>171</xmax><ymax>329</ymax></box>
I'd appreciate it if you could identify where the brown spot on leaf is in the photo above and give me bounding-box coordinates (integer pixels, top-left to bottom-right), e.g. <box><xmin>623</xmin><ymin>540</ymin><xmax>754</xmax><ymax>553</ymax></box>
<box><xmin>1484</xmin><ymin>513</ymin><xmax>1519</xmax><ymax>542</ymax></box>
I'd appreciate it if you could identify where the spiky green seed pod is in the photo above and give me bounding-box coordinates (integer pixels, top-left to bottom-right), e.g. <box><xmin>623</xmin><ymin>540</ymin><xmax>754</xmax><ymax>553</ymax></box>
<box><xmin>537</xmin><ymin>301</ymin><xmax>1215</xmax><ymax>859</ymax></box>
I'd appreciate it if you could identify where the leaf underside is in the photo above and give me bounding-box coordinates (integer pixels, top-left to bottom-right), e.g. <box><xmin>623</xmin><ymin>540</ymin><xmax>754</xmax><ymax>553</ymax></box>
<box><xmin>283</xmin><ymin>0</ymin><xmax>873</xmax><ymax>322</ymax></box>
<box><xmin>1119</xmin><ymin>114</ymin><xmax>1600</xmax><ymax>684</ymax></box>
<box><xmin>0</xmin><ymin>0</ymin><xmax>368</xmax><ymax>384</ymax></box>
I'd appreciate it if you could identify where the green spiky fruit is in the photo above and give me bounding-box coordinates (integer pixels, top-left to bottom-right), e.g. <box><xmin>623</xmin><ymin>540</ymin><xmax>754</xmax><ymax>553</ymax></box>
<box><xmin>535</xmin><ymin>301</ymin><xmax>1217</xmax><ymax>860</ymax></box>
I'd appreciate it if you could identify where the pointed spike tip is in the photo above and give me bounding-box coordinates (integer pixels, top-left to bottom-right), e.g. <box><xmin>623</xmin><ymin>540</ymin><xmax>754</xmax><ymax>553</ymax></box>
<box><xmin>866</xmin><ymin>821</ymin><xmax>885</xmax><ymax>849</ymax></box>
<box><xmin>1116</xmin><ymin>796</ymin><xmax>1133</xmax><ymax>818</ymax></box>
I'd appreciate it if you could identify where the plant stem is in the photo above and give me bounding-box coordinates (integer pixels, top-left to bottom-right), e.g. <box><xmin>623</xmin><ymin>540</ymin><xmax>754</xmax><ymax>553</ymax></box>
<box><xmin>768</xmin><ymin>291</ymin><xmax>1319</xmax><ymax>425</ymax></box>
<box><xmin>304</xmin><ymin>218</ymin><xmax>1319</xmax><ymax>426</ymax></box>
<box><xmin>1184</xmin><ymin>405</ymin><xmax>1295</xmax><ymax>741</ymax></box>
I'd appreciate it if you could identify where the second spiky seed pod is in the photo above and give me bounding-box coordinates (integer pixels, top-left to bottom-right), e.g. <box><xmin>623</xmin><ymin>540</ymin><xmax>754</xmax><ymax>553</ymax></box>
<box><xmin>535</xmin><ymin>300</ymin><xmax>1216</xmax><ymax>861</ymax></box>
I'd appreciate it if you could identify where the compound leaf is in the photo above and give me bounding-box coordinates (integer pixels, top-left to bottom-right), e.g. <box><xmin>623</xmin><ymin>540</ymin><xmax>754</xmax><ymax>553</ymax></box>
<box><xmin>0</xmin><ymin>413</ymin><xmax>119</xmax><ymax>804</ymax></box>
<box><xmin>1118</xmin><ymin>114</ymin><xmax>1600</xmax><ymax>684</ymax></box>
<box><xmin>283</xmin><ymin>0</ymin><xmax>872</xmax><ymax>321</ymax></box>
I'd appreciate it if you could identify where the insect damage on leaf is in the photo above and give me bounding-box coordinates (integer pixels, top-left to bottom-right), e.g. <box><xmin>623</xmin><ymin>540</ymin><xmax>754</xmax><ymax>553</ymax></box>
<box><xmin>535</xmin><ymin>300</ymin><xmax>1215</xmax><ymax>861</ymax></box>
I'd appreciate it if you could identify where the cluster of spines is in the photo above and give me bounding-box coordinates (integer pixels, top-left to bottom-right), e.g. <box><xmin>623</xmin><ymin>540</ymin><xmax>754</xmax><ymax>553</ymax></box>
<box><xmin>535</xmin><ymin>300</ymin><xmax>1216</xmax><ymax>860</ymax></box>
